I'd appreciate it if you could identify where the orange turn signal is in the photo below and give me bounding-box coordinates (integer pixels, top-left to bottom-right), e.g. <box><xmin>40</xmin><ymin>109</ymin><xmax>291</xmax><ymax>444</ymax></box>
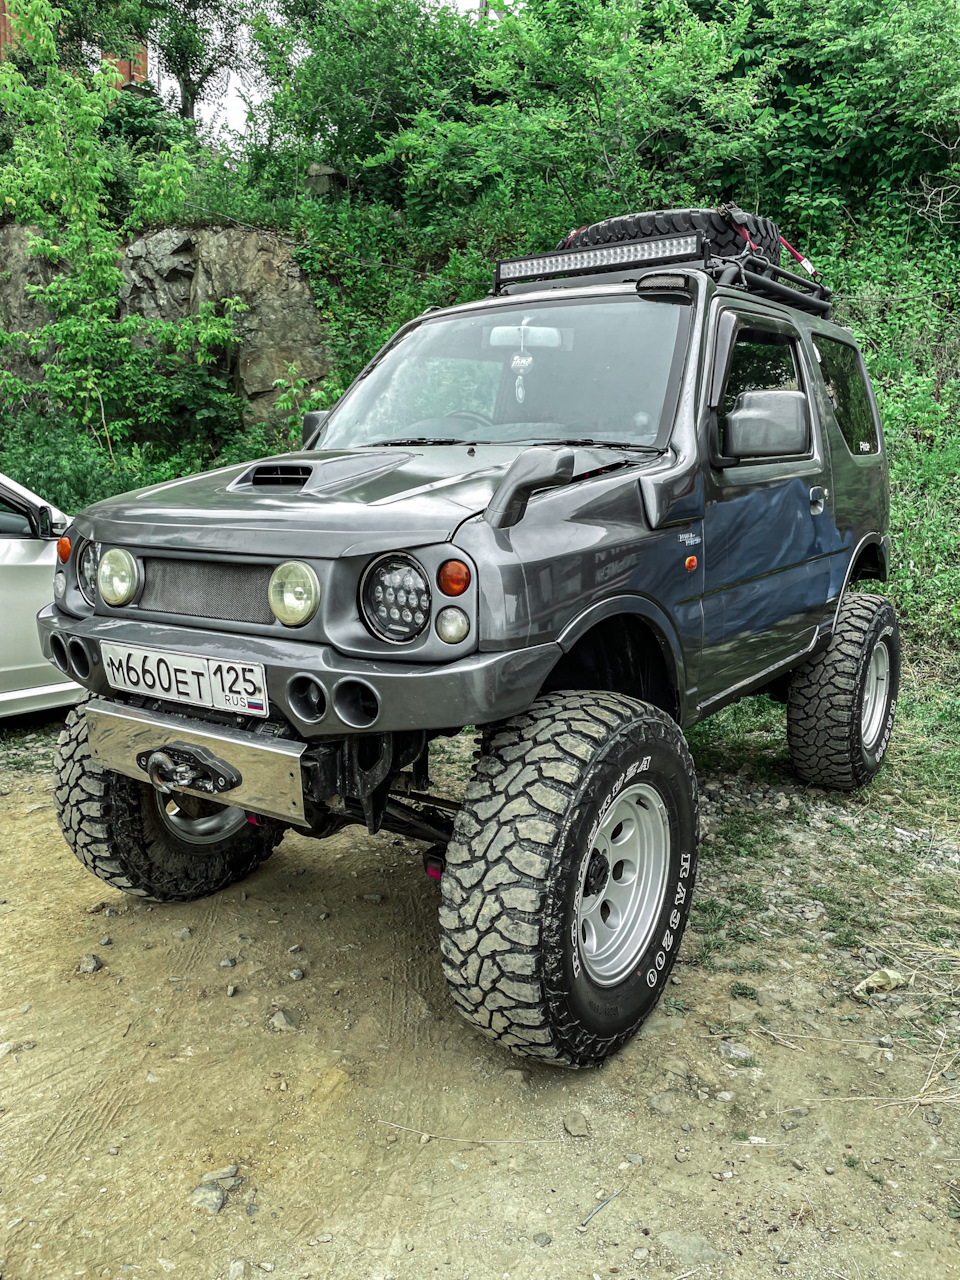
<box><xmin>437</xmin><ymin>559</ymin><xmax>471</xmax><ymax>596</ymax></box>
<box><xmin>57</xmin><ymin>536</ymin><xmax>72</xmax><ymax>563</ymax></box>
<box><xmin>685</xmin><ymin>555</ymin><xmax>698</xmax><ymax>572</ymax></box>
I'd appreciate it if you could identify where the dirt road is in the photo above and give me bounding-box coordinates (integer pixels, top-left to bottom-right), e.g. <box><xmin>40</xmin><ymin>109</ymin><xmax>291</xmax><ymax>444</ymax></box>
<box><xmin>1</xmin><ymin>702</ymin><xmax>959</xmax><ymax>1280</ymax></box>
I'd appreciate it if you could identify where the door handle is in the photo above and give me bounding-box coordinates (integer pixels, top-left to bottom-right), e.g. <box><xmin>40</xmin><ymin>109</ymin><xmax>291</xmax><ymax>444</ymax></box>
<box><xmin>809</xmin><ymin>485</ymin><xmax>828</xmax><ymax>513</ymax></box>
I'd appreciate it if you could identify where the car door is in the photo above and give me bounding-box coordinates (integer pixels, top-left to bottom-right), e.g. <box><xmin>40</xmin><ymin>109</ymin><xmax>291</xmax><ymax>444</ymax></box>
<box><xmin>0</xmin><ymin>480</ymin><xmax>76</xmax><ymax>712</ymax></box>
<box><xmin>698</xmin><ymin>310</ymin><xmax>840</xmax><ymax>705</ymax></box>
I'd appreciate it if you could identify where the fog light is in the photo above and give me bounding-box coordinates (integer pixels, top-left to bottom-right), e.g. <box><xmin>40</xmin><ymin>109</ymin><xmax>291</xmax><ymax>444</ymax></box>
<box><xmin>53</xmin><ymin>570</ymin><xmax>66</xmax><ymax>599</ymax></box>
<box><xmin>98</xmin><ymin>548</ymin><xmax>140</xmax><ymax>606</ymax></box>
<box><xmin>436</xmin><ymin>606</ymin><xmax>470</xmax><ymax>644</ymax></box>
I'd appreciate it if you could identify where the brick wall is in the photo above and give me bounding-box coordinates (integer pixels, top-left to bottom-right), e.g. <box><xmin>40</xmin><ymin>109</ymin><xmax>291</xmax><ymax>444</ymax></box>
<box><xmin>0</xmin><ymin>2</ymin><xmax>148</xmax><ymax>84</ymax></box>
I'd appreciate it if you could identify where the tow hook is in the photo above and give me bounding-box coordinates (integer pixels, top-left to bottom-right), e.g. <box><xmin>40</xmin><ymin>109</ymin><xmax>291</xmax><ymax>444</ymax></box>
<box><xmin>136</xmin><ymin>742</ymin><xmax>243</xmax><ymax>797</ymax></box>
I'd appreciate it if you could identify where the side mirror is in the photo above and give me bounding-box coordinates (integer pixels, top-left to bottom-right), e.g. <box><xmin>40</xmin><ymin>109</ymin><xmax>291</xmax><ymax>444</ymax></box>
<box><xmin>302</xmin><ymin>410</ymin><xmax>329</xmax><ymax>450</ymax></box>
<box><xmin>725</xmin><ymin>390</ymin><xmax>810</xmax><ymax>459</ymax></box>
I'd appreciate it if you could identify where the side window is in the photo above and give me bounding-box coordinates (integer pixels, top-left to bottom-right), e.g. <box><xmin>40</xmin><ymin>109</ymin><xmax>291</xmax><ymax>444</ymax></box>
<box><xmin>718</xmin><ymin>328</ymin><xmax>801</xmax><ymax>450</ymax></box>
<box><xmin>0</xmin><ymin>497</ymin><xmax>32</xmax><ymax>538</ymax></box>
<box><xmin>815</xmin><ymin>336</ymin><xmax>878</xmax><ymax>455</ymax></box>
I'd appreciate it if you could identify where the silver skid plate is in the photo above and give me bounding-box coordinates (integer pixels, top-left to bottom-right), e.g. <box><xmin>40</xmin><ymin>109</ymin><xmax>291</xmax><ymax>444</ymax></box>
<box><xmin>84</xmin><ymin>698</ymin><xmax>307</xmax><ymax>824</ymax></box>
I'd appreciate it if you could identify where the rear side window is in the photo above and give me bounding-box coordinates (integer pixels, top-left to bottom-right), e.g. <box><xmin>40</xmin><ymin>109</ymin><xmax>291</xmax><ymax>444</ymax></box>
<box><xmin>815</xmin><ymin>336</ymin><xmax>878</xmax><ymax>455</ymax></box>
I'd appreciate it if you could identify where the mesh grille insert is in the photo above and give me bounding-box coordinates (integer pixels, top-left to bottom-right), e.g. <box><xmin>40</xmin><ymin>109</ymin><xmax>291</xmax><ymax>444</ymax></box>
<box><xmin>140</xmin><ymin>559</ymin><xmax>275</xmax><ymax>625</ymax></box>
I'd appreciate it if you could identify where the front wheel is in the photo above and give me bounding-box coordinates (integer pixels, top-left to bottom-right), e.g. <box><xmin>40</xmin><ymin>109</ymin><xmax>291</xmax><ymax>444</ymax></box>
<box><xmin>787</xmin><ymin>594</ymin><xmax>900</xmax><ymax>790</ymax></box>
<box><xmin>54</xmin><ymin>701</ymin><xmax>282</xmax><ymax>901</ymax></box>
<box><xmin>439</xmin><ymin>692</ymin><xmax>699</xmax><ymax>1067</ymax></box>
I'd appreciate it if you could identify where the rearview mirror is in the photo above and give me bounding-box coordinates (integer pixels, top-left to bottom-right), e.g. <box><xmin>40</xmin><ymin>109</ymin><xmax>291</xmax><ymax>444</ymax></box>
<box><xmin>725</xmin><ymin>390</ymin><xmax>809</xmax><ymax>459</ymax></box>
<box><xmin>489</xmin><ymin>326</ymin><xmax>562</xmax><ymax>349</ymax></box>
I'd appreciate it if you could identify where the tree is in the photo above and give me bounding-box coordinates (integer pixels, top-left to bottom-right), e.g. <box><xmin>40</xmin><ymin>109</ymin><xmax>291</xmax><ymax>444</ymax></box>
<box><xmin>145</xmin><ymin>0</ymin><xmax>248</xmax><ymax>120</ymax></box>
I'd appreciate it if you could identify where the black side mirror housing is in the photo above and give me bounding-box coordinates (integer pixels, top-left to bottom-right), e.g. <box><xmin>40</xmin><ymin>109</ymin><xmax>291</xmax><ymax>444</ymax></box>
<box><xmin>725</xmin><ymin>389</ymin><xmax>810</xmax><ymax>459</ymax></box>
<box><xmin>302</xmin><ymin>410</ymin><xmax>329</xmax><ymax>449</ymax></box>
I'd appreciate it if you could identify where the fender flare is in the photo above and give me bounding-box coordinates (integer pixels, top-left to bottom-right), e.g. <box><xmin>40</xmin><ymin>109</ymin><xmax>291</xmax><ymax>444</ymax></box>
<box><xmin>553</xmin><ymin>594</ymin><xmax>688</xmax><ymax>702</ymax></box>
<box><xmin>833</xmin><ymin>533</ymin><xmax>889</xmax><ymax>630</ymax></box>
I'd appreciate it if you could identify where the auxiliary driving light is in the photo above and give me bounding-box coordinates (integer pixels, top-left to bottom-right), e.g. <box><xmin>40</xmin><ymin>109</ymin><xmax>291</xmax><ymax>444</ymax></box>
<box><xmin>496</xmin><ymin>233</ymin><xmax>700</xmax><ymax>285</ymax></box>
<box><xmin>98</xmin><ymin>548</ymin><xmax>140</xmax><ymax>607</ymax></box>
<box><xmin>268</xmin><ymin>560</ymin><xmax>321</xmax><ymax>627</ymax></box>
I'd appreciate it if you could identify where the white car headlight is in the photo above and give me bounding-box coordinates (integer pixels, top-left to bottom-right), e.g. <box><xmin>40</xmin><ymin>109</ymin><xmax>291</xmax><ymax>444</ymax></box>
<box><xmin>78</xmin><ymin>541</ymin><xmax>99</xmax><ymax>605</ymax></box>
<box><xmin>98</xmin><ymin>548</ymin><xmax>140</xmax><ymax>606</ymax></box>
<box><xmin>268</xmin><ymin>561</ymin><xmax>321</xmax><ymax>627</ymax></box>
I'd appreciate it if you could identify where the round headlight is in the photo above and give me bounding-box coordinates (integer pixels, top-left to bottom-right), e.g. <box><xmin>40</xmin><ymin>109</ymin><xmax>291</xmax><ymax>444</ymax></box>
<box><xmin>78</xmin><ymin>541</ymin><xmax>99</xmax><ymax>605</ymax></box>
<box><xmin>361</xmin><ymin>554</ymin><xmax>430</xmax><ymax>643</ymax></box>
<box><xmin>98</xmin><ymin>548</ymin><xmax>140</xmax><ymax>606</ymax></box>
<box><xmin>436</xmin><ymin>606</ymin><xmax>470</xmax><ymax>645</ymax></box>
<box><xmin>268</xmin><ymin>560</ymin><xmax>321</xmax><ymax>627</ymax></box>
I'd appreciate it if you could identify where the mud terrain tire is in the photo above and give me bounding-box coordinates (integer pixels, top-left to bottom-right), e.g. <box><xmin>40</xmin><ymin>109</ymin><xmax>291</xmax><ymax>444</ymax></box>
<box><xmin>561</xmin><ymin>207</ymin><xmax>782</xmax><ymax>265</ymax></box>
<box><xmin>787</xmin><ymin>595</ymin><xmax>900</xmax><ymax>790</ymax></box>
<box><xmin>54</xmin><ymin>700</ymin><xmax>282</xmax><ymax>901</ymax></box>
<box><xmin>439</xmin><ymin>692</ymin><xmax>699</xmax><ymax>1067</ymax></box>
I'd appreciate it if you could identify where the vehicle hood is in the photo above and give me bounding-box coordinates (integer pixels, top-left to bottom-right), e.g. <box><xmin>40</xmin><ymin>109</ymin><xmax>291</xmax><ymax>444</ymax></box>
<box><xmin>74</xmin><ymin>444</ymin><xmax>634</xmax><ymax>558</ymax></box>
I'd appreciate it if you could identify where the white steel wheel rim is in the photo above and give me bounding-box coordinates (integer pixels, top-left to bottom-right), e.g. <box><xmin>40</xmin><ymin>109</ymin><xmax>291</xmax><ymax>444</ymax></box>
<box><xmin>861</xmin><ymin>641</ymin><xmax>891</xmax><ymax>749</ymax></box>
<box><xmin>154</xmin><ymin>792</ymin><xmax>247</xmax><ymax>846</ymax></box>
<box><xmin>576</xmin><ymin>782</ymin><xmax>671</xmax><ymax>988</ymax></box>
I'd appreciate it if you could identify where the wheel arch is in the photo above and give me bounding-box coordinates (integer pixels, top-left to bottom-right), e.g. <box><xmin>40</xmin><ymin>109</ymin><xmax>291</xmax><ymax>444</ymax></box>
<box><xmin>541</xmin><ymin>597</ymin><xmax>685</xmax><ymax>721</ymax></box>
<box><xmin>833</xmin><ymin>534</ymin><xmax>890</xmax><ymax>628</ymax></box>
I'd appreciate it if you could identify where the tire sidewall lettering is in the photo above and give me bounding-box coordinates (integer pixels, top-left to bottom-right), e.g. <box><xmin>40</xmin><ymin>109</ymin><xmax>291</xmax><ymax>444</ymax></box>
<box><xmin>562</xmin><ymin>730</ymin><xmax>698</xmax><ymax>1041</ymax></box>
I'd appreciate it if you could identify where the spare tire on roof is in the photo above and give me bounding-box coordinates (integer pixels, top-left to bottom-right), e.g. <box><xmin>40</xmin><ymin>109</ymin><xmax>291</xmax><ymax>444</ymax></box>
<box><xmin>558</xmin><ymin>207</ymin><xmax>782</xmax><ymax>267</ymax></box>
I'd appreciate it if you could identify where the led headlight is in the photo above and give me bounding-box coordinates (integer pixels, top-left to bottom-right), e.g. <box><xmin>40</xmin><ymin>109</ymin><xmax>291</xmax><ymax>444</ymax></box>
<box><xmin>361</xmin><ymin>554</ymin><xmax>430</xmax><ymax>643</ymax></box>
<box><xmin>97</xmin><ymin>548</ymin><xmax>140</xmax><ymax>606</ymax></box>
<box><xmin>268</xmin><ymin>561</ymin><xmax>321</xmax><ymax>627</ymax></box>
<box><xmin>77</xmin><ymin>540</ymin><xmax>99</xmax><ymax>605</ymax></box>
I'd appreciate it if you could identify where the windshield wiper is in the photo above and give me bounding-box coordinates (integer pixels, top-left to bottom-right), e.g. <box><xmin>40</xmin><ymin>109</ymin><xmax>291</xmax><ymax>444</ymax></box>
<box><xmin>372</xmin><ymin>437</ymin><xmax>472</xmax><ymax>447</ymax></box>
<box><xmin>550</xmin><ymin>438</ymin><xmax>665</xmax><ymax>453</ymax></box>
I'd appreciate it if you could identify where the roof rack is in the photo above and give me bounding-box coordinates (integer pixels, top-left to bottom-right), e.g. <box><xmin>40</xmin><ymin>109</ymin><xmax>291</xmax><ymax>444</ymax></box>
<box><xmin>493</xmin><ymin>234</ymin><xmax>833</xmax><ymax>319</ymax></box>
<box><xmin>707</xmin><ymin>250</ymin><xmax>833</xmax><ymax>319</ymax></box>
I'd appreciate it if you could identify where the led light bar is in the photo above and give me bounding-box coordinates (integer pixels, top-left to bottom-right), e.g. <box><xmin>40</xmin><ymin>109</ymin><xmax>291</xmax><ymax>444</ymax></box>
<box><xmin>496</xmin><ymin>233</ymin><xmax>701</xmax><ymax>287</ymax></box>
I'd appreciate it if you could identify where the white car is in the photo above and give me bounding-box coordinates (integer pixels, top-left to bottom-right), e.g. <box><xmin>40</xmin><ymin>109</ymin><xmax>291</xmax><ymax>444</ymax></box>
<box><xmin>0</xmin><ymin>473</ymin><xmax>81</xmax><ymax>718</ymax></box>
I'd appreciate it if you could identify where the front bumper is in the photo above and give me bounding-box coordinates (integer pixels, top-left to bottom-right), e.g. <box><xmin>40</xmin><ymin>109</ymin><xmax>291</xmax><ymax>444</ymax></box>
<box><xmin>85</xmin><ymin>698</ymin><xmax>308</xmax><ymax>824</ymax></box>
<box><xmin>37</xmin><ymin>605</ymin><xmax>559</xmax><ymax>736</ymax></box>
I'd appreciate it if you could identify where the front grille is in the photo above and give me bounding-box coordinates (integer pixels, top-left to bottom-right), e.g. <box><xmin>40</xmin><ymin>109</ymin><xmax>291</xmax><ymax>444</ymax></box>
<box><xmin>139</xmin><ymin>558</ymin><xmax>275</xmax><ymax>625</ymax></box>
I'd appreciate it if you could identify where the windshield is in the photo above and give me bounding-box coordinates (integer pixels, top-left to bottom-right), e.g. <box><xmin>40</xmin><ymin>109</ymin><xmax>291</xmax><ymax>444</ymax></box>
<box><xmin>319</xmin><ymin>296</ymin><xmax>690</xmax><ymax>450</ymax></box>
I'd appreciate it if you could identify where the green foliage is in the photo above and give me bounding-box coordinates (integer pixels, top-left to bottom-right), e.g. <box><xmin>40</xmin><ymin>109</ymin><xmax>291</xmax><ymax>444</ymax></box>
<box><xmin>0</xmin><ymin>0</ymin><xmax>244</xmax><ymax>504</ymax></box>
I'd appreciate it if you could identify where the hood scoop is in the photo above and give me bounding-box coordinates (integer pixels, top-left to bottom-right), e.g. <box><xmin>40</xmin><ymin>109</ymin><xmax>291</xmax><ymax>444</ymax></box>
<box><xmin>227</xmin><ymin>452</ymin><xmax>411</xmax><ymax>497</ymax></box>
<box><xmin>231</xmin><ymin>462</ymin><xmax>314</xmax><ymax>492</ymax></box>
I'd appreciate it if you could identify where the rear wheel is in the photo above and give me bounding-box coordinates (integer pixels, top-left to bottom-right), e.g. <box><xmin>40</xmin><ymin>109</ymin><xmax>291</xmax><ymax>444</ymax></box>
<box><xmin>787</xmin><ymin>594</ymin><xmax>900</xmax><ymax>790</ymax></box>
<box><xmin>55</xmin><ymin>700</ymin><xmax>282</xmax><ymax>901</ymax></box>
<box><xmin>439</xmin><ymin>692</ymin><xmax>698</xmax><ymax>1067</ymax></box>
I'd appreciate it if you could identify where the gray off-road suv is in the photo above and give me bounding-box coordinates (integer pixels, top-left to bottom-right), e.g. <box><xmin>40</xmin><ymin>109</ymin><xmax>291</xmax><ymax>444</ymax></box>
<box><xmin>39</xmin><ymin>207</ymin><xmax>898</xmax><ymax>1067</ymax></box>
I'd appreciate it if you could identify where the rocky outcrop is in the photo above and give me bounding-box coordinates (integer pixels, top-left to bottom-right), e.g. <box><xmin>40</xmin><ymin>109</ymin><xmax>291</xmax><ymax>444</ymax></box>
<box><xmin>0</xmin><ymin>223</ymin><xmax>330</xmax><ymax>419</ymax></box>
<box><xmin>121</xmin><ymin>227</ymin><xmax>329</xmax><ymax>418</ymax></box>
<box><xmin>0</xmin><ymin>224</ymin><xmax>53</xmax><ymax>384</ymax></box>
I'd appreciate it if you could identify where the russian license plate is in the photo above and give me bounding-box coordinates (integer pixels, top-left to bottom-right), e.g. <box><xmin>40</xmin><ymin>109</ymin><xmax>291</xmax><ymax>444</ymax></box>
<box><xmin>101</xmin><ymin>642</ymin><xmax>269</xmax><ymax>717</ymax></box>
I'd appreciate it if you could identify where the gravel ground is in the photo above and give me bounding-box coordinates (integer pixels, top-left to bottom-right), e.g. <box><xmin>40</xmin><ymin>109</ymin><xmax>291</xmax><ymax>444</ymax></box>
<box><xmin>1</xmin><ymin>695</ymin><xmax>960</xmax><ymax>1280</ymax></box>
